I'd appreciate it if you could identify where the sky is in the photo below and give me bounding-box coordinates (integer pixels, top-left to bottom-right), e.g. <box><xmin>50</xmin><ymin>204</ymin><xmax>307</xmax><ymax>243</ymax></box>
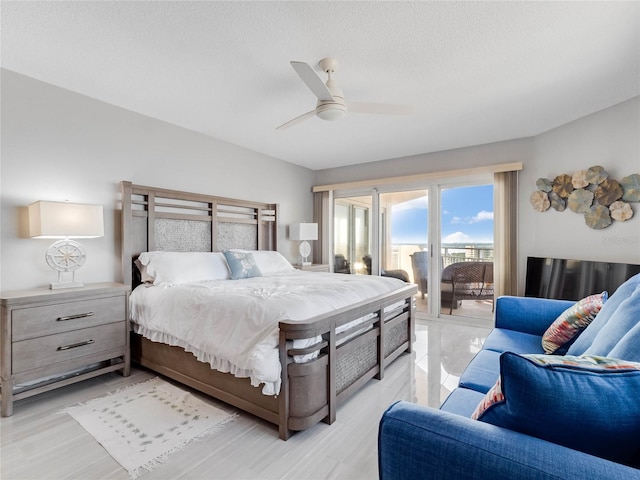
<box><xmin>391</xmin><ymin>184</ymin><xmax>494</xmax><ymax>244</ymax></box>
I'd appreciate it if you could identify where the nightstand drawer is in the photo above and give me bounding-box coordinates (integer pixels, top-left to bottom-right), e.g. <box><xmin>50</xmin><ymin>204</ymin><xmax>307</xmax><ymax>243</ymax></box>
<box><xmin>12</xmin><ymin>321</ymin><xmax>126</xmax><ymax>374</ymax></box>
<box><xmin>12</xmin><ymin>296</ymin><xmax>125</xmax><ymax>341</ymax></box>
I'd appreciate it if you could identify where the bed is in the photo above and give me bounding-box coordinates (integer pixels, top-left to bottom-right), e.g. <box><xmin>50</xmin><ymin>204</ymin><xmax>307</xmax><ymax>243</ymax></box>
<box><xmin>120</xmin><ymin>181</ymin><xmax>417</xmax><ymax>439</ymax></box>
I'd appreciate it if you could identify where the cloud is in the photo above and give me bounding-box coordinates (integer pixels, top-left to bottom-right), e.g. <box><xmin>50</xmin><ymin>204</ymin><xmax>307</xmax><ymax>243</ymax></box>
<box><xmin>470</xmin><ymin>210</ymin><xmax>493</xmax><ymax>223</ymax></box>
<box><xmin>443</xmin><ymin>231</ymin><xmax>473</xmax><ymax>243</ymax></box>
<box><xmin>450</xmin><ymin>210</ymin><xmax>494</xmax><ymax>225</ymax></box>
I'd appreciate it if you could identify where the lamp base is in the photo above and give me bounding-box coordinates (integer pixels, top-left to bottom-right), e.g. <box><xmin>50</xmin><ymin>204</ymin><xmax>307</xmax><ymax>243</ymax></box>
<box><xmin>50</xmin><ymin>280</ymin><xmax>84</xmax><ymax>290</ymax></box>
<box><xmin>49</xmin><ymin>266</ymin><xmax>83</xmax><ymax>290</ymax></box>
<box><xmin>298</xmin><ymin>240</ymin><xmax>313</xmax><ymax>267</ymax></box>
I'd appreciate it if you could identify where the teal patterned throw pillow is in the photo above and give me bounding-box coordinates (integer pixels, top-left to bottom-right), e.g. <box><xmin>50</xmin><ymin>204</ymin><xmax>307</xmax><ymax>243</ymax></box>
<box><xmin>223</xmin><ymin>251</ymin><xmax>262</xmax><ymax>280</ymax></box>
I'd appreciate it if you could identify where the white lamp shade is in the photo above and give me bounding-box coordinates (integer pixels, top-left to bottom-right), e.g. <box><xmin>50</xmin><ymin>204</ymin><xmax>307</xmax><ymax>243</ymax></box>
<box><xmin>289</xmin><ymin>223</ymin><xmax>318</xmax><ymax>241</ymax></box>
<box><xmin>29</xmin><ymin>201</ymin><xmax>104</xmax><ymax>238</ymax></box>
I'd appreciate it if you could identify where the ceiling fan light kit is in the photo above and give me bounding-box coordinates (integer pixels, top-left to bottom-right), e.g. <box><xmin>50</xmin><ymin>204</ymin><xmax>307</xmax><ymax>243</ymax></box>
<box><xmin>277</xmin><ymin>57</ymin><xmax>411</xmax><ymax>129</ymax></box>
<box><xmin>316</xmin><ymin>103</ymin><xmax>346</xmax><ymax>121</ymax></box>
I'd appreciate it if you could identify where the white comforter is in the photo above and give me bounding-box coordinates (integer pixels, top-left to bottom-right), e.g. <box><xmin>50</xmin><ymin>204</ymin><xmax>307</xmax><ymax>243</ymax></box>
<box><xmin>130</xmin><ymin>271</ymin><xmax>406</xmax><ymax>395</ymax></box>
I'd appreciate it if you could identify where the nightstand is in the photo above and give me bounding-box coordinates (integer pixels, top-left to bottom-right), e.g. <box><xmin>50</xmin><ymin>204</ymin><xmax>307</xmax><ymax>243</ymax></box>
<box><xmin>294</xmin><ymin>264</ymin><xmax>330</xmax><ymax>273</ymax></box>
<box><xmin>0</xmin><ymin>282</ymin><xmax>130</xmax><ymax>416</ymax></box>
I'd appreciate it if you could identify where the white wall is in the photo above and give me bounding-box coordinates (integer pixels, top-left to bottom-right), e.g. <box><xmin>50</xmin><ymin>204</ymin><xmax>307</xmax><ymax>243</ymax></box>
<box><xmin>315</xmin><ymin>96</ymin><xmax>640</xmax><ymax>293</ymax></box>
<box><xmin>520</xmin><ymin>97</ymin><xmax>640</xmax><ymax>281</ymax></box>
<box><xmin>3</xmin><ymin>68</ymin><xmax>637</xmax><ymax>293</ymax></box>
<box><xmin>1</xmin><ymin>70</ymin><xmax>315</xmax><ymax>291</ymax></box>
<box><xmin>313</xmin><ymin>137</ymin><xmax>534</xmax><ymax>186</ymax></box>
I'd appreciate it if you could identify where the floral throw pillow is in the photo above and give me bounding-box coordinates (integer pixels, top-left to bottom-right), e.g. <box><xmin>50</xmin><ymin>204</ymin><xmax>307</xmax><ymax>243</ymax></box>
<box><xmin>541</xmin><ymin>292</ymin><xmax>607</xmax><ymax>354</ymax></box>
<box><xmin>223</xmin><ymin>251</ymin><xmax>262</xmax><ymax>280</ymax></box>
<box><xmin>471</xmin><ymin>376</ymin><xmax>503</xmax><ymax>420</ymax></box>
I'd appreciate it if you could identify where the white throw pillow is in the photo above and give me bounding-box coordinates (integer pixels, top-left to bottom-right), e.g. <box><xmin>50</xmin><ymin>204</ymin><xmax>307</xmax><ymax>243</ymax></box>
<box><xmin>137</xmin><ymin>251</ymin><xmax>231</xmax><ymax>285</ymax></box>
<box><xmin>229</xmin><ymin>250</ymin><xmax>294</xmax><ymax>275</ymax></box>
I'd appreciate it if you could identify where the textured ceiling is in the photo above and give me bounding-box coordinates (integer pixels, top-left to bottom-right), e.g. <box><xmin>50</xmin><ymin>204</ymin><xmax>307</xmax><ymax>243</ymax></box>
<box><xmin>2</xmin><ymin>1</ymin><xmax>639</xmax><ymax>170</ymax></box>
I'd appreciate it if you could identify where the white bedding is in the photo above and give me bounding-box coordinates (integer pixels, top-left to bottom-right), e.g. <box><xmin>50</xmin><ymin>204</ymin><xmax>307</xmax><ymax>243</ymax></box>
<box><xmin>130</xmin><ymin>271</ymin><xmax>407</xmax><ymax>395</ymax></box>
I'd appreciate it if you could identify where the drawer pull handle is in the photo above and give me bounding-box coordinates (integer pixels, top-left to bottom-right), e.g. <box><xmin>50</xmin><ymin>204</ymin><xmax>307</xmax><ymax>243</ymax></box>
<box><xmin>56</xmin><ymin>312</ymin><xmax>95</xmax><ymax>322</ymax></box>
<box><xmin>57</xmin><ymin>339</ymin><xmax>95</xmax><ymax>351</ymax></box>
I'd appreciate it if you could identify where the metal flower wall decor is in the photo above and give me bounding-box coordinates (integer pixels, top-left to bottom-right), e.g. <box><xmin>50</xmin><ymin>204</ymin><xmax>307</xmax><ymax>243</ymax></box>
<box><xmin>530</xmin><ymin>165</ymin><xmax>640</xmax><ymax>229</ymax></box>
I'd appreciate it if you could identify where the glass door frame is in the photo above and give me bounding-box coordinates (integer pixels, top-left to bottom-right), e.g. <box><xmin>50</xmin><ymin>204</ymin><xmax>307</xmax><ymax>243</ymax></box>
<box><xmin>332</xmin><ymin>192</ymin><xmax>375</xmax><ymax>275</ymax></box>
<box><xmin>331</xmin><ymin>174</ymin><xmax>493</xmax><ymax>319</ymax></box>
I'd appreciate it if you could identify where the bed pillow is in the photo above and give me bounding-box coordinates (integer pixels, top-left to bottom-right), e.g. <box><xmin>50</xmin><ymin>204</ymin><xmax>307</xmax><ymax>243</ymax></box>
<box><xmin>137</xmin><ymin>251</ymin><xmax>230</xmax><ymax>285</ymax></box>
<box><xmin>223</xmin><ymin>250</ymin><xmax>262</xmax><ymax>279</ymax></box>
<box><xmin>134</xmin><ymin>258</ymin><xmax>155</xmax><ymax>283</ymax></box>
<box><xmin>541</xmin><ymin>292</ymin><xmax>607</xmax><ymax>354</ymax></box>
<box><xmin>473</xmin><ymin>352</ymin><xmax>640</xmax><ymax>466</ymax></box>
<box><xmin>247</xmin><ymin>250</ymin><xmax>294</xmax><ymax>274</ymax></box>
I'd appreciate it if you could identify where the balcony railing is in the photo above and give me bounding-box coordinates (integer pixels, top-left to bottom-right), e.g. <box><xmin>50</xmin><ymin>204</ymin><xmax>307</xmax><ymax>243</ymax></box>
<box><xmin>387</xmin><ymin>244</ymin><xmax>494</xmax><ymax>274</ymax></box>
<box><xmin>338</xmin><ymin>245</ymin><xmax>495</xmax><ymax>276</ymax></box>
<box><xmin>441</xmin><ymin>246</ymin><xmax>494</xmax><ymax>268</ymax></box>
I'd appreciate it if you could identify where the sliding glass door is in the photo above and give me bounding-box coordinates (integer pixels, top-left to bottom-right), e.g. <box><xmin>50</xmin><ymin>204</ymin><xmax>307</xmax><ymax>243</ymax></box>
<box><xmin>330</xmin><ymin>180</ymin><xmax>495</xmax><ymax>321</ymax></box>
<box><xmin>439</xmin><ymin>184</ymin><xmax>494</xmax><ymax>319</ymax></box>
<box><xmin>379</xmin><ymin>190</ymin><xmax>429</xmax><ymax>313</ymax></box>
<box><xmin>333</xmin><ymin>196</ymin><xmax>372</xmax><ymax>275</ymax></box>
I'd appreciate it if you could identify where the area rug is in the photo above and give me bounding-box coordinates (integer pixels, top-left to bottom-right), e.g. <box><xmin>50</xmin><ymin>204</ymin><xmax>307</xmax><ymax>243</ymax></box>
<box><xmin>63</xmin><ymin>377</ymin><xmax>236</xmax><ymax>479</ymax></box>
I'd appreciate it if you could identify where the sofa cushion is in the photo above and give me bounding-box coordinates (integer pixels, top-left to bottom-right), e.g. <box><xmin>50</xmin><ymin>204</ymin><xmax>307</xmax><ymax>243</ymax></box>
<box><xmin>458</xmin><ymin>350</ymin><xmax>501</xmax><ymax>394</ymax></box>
<box><xmin>475</xmin><ymin>352</ymin><xmax>640</xmax><ymax>466</ymax></box>
<box><xmin>541</xmin><ymin>292</ymin><xmax>607</xmax><ymax>354</ymax></box>
<box><xmin>494</xmin><ymin>296</ymin><xmax>576</xmax><ymax>336</ymax></box>
<box><xmin>568</xmin><ymin>273</ymin><xmax>640</xmax><ymax>355</ymax></box>
<box><xmin>482</xmin><ymin>329</ymin><xmax>545</xmax><ymax>355</ymax></box>
<box><xmin>440</xmin><ymin>387</ymin><xmax>487</xmax><ymax>417</ymax></box>
<box><xmin>609</xmin><ymin>321</ymin><xmax>640</xmax><ymax>362</ymax></box>
<box><xmin>579</xmin><ymin>280</ymin><xmax>640</xmax><ymax>357</ymax></box>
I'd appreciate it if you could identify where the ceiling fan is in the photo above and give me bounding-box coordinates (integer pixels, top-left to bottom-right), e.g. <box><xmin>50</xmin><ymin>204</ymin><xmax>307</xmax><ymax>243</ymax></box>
<box><xmin>276</xmin><ymin>57</ymin><xmax>412</xmax><ymax>130</ymax></box>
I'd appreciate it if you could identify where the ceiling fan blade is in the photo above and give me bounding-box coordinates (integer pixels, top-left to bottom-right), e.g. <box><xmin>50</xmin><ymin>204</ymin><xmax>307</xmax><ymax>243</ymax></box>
<box><xmin>290</xmin><ymin>61</ymin><xmax>334</xmax><ymax>101</ymax></box>
<box><xmin>276</xmin><ymin>109</ymin><xmax>317</xmax><ymax>130</ymax></box>
<box><xmin>348</xmin><ymin>101</ymin><xmax>412</xmax><ymax>115</ymax></box>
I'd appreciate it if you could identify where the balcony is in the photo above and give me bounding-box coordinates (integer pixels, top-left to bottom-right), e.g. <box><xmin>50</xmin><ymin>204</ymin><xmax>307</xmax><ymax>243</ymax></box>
<box><xmin>389</xmin><ymin>244</ymin><xmax>495</xmax><ymax>321</ymax></box>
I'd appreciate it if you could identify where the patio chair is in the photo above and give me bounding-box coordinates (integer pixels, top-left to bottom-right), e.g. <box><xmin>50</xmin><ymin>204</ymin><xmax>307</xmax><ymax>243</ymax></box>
<box><xmin>441</xmin><ymin>261</ymin><xmax>494</xmax><ymax>314</ymax></box>
<box><xmin>410</xmin><ymin>251</ymin><xmax>428</xmax><ymax>299</ymax></box>
<box><xmin>334</xmin><ymin>254</ymin><xmax>351</xmax><ymax>274</ymax></box>
<box><xmin>362</xmin><ymin>255</ymin><xmax>410</xmax><ymax>282</ymax></box>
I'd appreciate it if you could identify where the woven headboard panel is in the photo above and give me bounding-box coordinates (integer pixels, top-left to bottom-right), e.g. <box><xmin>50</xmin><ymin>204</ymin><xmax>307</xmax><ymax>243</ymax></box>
<box><xmin>120</xmin><ymin>181</ymin><xmax>278</xmax><ymax>288</ymax></box>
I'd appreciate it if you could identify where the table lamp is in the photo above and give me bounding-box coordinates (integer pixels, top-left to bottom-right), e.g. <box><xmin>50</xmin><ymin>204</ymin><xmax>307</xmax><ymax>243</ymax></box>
<box><xmin>289</xmin><ymin>222</ymin><xmax>318</xmax><ymax>266</ymax></box>
<box><xmin>28</xmin><ymin>200</ymin><xmax>104</xmax><ymax>289</ymax></box>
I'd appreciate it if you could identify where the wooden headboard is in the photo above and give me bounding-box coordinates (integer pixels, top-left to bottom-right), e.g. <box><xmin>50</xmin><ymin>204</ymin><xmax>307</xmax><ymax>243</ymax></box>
<box><xmin>120</xmin><ymin>181</ymin><xmax>278</xmax><ymax>288</ymax></box>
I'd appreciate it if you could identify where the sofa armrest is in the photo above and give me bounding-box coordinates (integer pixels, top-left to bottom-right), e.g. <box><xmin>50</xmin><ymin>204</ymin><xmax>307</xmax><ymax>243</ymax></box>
<box><xmin>379</xmin><ymin>402</ymin><xmax>638</xmax><ymax>480</ymax></box>
<box><xmin>494</xmin><ymin>296</ymin><xmax>575</xmax><ymax>336</ymax></box>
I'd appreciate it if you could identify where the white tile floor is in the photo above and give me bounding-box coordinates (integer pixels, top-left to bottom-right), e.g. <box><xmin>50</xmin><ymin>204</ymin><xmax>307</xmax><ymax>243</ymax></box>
<box><xmin>413</xmin><ymin>318</ymin><xmax>492</xmax><ymax>408</ymax></box>
<box><xmin>1</xmin><ymin>316</ymin><xmax>494</xmax><ymax>479</ymax></box>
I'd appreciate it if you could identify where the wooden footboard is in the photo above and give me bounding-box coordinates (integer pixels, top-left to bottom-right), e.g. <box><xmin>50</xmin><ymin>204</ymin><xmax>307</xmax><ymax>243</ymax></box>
<box><xmin>278</xmin><ymin>284</ymin><xmax>416</xmax><ymax>439</ymax></box>
<box><xmin>131</xmin><ymin>284</ymin><xmax>416</xmax><ymax>440</ymax></box>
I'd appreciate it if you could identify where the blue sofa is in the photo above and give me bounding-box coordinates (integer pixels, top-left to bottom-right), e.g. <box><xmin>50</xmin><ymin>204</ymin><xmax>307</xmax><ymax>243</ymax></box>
<box><xmin>379</xmin><ymin>273</ymin><xmax>640</xmax><ymax>480</ymax></box>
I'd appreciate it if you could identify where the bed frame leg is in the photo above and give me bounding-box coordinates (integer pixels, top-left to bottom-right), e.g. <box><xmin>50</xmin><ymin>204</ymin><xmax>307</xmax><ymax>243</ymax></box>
<box><xmin>408</xmin><ymin>296</ymin><xmax>416</xmax><ymax>353</ymax></box>
<box><xmin>375</xmin><ymin>308</ymin><xmax>384</xmax><ymax>381</ymax></box>
<box><xmin>279</xmin><ymin>425</ymin><xmax>292</xmax><ymax>440</ymax></box>
<box><xmin>278</xmin><ymin>333</ymin><xmax>292</xmax><ymax>440</ymax></box>
<box><xmin>325</xmin><ymin>329</ymin><xmax>337</xmax><ymax>424</ymax></box>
